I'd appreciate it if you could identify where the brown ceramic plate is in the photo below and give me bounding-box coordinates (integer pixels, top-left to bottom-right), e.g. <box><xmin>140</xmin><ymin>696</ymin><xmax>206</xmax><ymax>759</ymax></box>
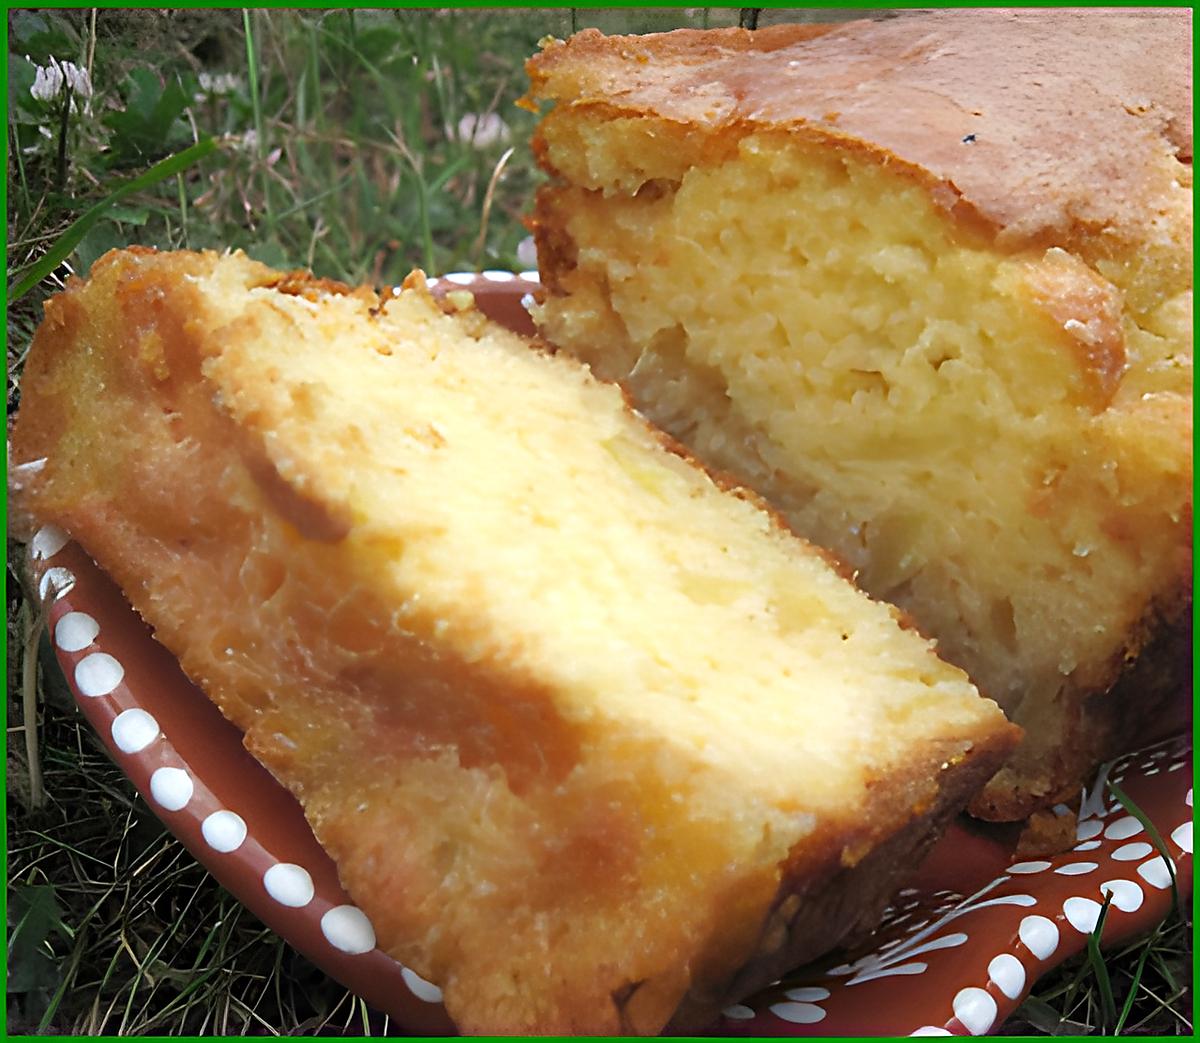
<box><xmin>28</xmin><ymin>272</ymin><xmax>1193</xmax><ymax>1036</ymax></box>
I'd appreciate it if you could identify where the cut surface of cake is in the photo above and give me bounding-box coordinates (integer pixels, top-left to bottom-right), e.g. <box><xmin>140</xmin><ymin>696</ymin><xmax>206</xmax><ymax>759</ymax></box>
<box><xmin>526</xmin><ymin>9</ymin><xmax>1193</xmax><ymax>821</ymax></box>
<box><xmin>12</xmin><ymin>248</ymin><xmax>1018</xmax><ymax>1034</ymax></box>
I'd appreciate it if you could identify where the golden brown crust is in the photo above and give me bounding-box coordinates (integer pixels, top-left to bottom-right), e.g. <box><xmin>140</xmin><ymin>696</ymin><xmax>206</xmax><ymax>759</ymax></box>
<box><xmin>527</xmin><ymin>11</ymin><xmax>1192</xmax><ymax>251</ymax></box>
<box><xmin>1008</xmin><ymin>248</ymin><xmax>1128</xmax><ymax>408</ymax></box>
<box><xmin>1014</xmin><ymin>807</ymin><xmax>1080</xmax><ymax>860</ymax></box>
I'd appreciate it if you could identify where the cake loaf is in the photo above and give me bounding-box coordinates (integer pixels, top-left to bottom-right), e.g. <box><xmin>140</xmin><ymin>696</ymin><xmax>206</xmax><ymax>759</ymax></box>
<box><xmin>12</xmin><ymin>249</ymin><xmax>1018</xmax><ymax>1034</ymax></box>
<box><xmin>526</xmin><ymin>10</ymin><xmax>1193</xmax><ymax>821</ymax></box>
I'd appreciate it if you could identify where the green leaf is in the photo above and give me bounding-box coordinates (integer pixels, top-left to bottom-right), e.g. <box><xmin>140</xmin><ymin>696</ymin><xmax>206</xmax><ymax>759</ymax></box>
<box><xmin>1013</xmin><ymin>994</ymin><xmax>1064</xmax><ymax>1034</ymax></box>
<box><xmin>6</xmin><ymin>883</ymin><xmax>70</xmax><ymax>994</ymax></box>
<box><xmin>8</xmin><ymin>138</ymin><xmax>219</xmax><ymax>303</ymax></box>
<box><xmin>9</xmin><ymin>12</ymin><xmax>79</xmax><ymax>64</ymax></box>
<box><xmin>7</xmin><ymin>53</ymin><xmax>44</xmax><ymax>122</ymax></box>
<box><xmin>10</xmin><ymin>124</ymin><xmax>50</xmax><ymax>169</ymax></box>
<box><xmin>104</xmin><ymin>203</ymin><xmax>151</xmax><ymax>226</ymax></box>
<box><xmin>351</xmin><ymin>23</ymin><xmax>408</xmax><ymax>66</ymax></box>
<box><xmin>1150</xmin><ymin>945</ymin><xmax>1187</xmax><ymax>994</ymax></box>
<box><xmin>243</xmin><ymin>239</ymin><xmax>289</xmax><ymax>271</ymax></box>
<box><xmin>1115</xmin><ymin>919</ymin><xmax>1162</xmax><ymax>1034</ymax></box>
<box><xmin>1107</xmin><ymin>777</ymin><xmax>1181</xmax><ymax>916</ymax></box>
<box><xmin>8</xmin><ymin>11</ymin><xmax>50</xmax><ymax>47</ymax></box>
<box><xmin>72</xmin><ymin>220</ymin><xmax>128</xmax><ymax>279</ymax></box>
<box><xmin>1085</xmin><ymin>893</ymin><xmax>1117</xmax><ymax>1031</ymax></box>
<box><xmin>104</xmin><ymin>68</ymin><xmax>193</xmax><ymax>165</ymax></box>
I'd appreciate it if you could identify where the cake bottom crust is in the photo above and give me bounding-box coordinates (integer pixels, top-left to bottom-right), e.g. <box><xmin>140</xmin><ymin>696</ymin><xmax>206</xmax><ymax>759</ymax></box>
<box><xmin>667</xmin><ymin>731</ymin><xmax>1014</xmax><ymax>1032</ymax></box>
<box><xmin>969</xmin><ymin>606</ymin><xmax>1192</xmax><ymax>822</ymax></box>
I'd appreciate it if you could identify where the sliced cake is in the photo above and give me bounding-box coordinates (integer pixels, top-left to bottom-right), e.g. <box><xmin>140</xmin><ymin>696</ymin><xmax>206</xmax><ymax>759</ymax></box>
<box><xmin>12</xmin><ymin>248</ymin><xmax>1018</xmax><ymax>1033</ymax></box>
<box><xmin>526</xmin><ymin>10</ymin><xmax>1193</xmax><ymax>821</ymax></box>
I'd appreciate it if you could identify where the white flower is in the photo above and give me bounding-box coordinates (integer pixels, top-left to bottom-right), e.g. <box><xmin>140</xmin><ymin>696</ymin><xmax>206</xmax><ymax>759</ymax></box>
<box><xmin>30</xmin><ymin>57</ymin><xmax>91</xmax><ymax>103</ymax></box>
<box><xmin>64</xmin><ymin>61</ymin><xmax>91</xmax><ymax>98</ymax></box>
<box><xmin>30</xmin><ymin>61</ymin><xmax>63</xmax><ymax>102</ymax></box>
<box><xmin>516</xmin><ymin>236</ymin><xmax>538</xmax><ymax>270</ymax></box>
<box><xmin>198</xmin><ymin>71</ymin><xmax>240</xmax><ymax>96</ymax></box>
<box><xmin>455</xmin><ymin>112</ymin><xmax>510</xmax><ymax>149</ymax></box>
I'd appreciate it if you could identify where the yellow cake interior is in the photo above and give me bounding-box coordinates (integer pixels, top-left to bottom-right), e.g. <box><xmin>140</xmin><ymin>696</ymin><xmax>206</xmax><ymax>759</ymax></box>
<box><xmin>191</xmin><ymin>255</ymin><xmax>993</xmax><ymax>806</ymax></box>
<box><xmin>535</xmin><ymin>123</ymin><xmax>1192</xmax><ymax>815</ymax></box>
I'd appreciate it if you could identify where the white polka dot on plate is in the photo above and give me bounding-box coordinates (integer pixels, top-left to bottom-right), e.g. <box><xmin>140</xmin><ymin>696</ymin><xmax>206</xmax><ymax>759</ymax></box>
<box><xmin>55</xmin><ymin>611</ymin><xmax>99</xmax><ymax>652</ymax></box>
<box><xmin>783</xmin><ymin>986</ymin><xmax>829</xmax><ymax>1002</ymax></box>
<box><xmin>481</xmin><ymin>270</ymin><xmax>515</xmax><ymax>282</ymax></box>
<box><xmin>1186</xmin><ymin>789</ymin><xmax>1192</xmax><ymax>807</ymax></box>
<box><xmin>443</xmin><ymin>272</ymin><xmax>474</xmax><ymax>285</ymax></box>
<box><xmin>1063</xmin><ymin>896</ymin><xmax>1103</xmax><ymax>933</ymax></box>
<box><xmin>953</xmin><ymin>987</ymin><xmax>997</xmax><ymax>1035</ymax></box>
<box><xmin>38</xmin><ymin>567</ymin><xmax>76</xmax><ymax>602</ymax></box>
<box><xmin>1018</xmin><ymin>914</ymin><xmax>1059</xmax><ymax>959</ymax></box>
<box><xmin>910</xmin><ymin>1028</ymin><xmax>952</xmax><ymax>1036</ymax></box>
<box><xmin>1104</xmin><ymin>816</ymin><xmax>1144</xmax><ymax>841</ymax></box>
<box><xmin>1054</xmin><ymin>862</ymin><xmax>1098</xmax><ymax>876</ymax></box>
<box><xmin>1170</xmin><ymin>821</ymin><xmax>1192</xmax><ymax>854</ymax></box>
<box><xmin>1007</xmin><ymin>860</ymin><xmax>1051</xmax><ymax>874</ymax></box>
<box><xmin>263</xmin><ymin>863</ymin><xmax>314</xmax><ymax>908</ymax></box>
<box><xmin>149</xmin><ymin>766</ymin><xmax>193</xmax><ymax>811</ymax></box>
<box><xmin>31</xmin><ymin>525</ymin><xmax>70</xmax><ymax>560</ymax></box>
<box><xmin>320</xmin><ymin>905</ymin><xmax>376</xmax><ymax>954</ymax></box>
<box><xmin>1074</xmin><ymin>841</ymin><xmax>1102</xmax><ymax>852</ymax></box>
<box><xmin>1075</xmin><ymin>819</ymin><xmax>1103</xmax><ymax>841</ymax></box>
<box><xmin>74</xmin><ymin>652</ymin><xmax>125</xmax><ymax>697</ymax></box>
<box><xmin>111</xmin><ymin>708</ymin><xmax>159</xmax><ymax>753</ymax></box>
<box><xmin>723</xmin><ymin>1004</ymin><xmax>756</xmax><ymax>1021</ymax></box>
<box><xmin>202</xmin><ymin>810</ymin><xmax>247</xmax><ymax>853</ymax></box>
<box><xmin>1099</xmin><ymin>879</ymin><xmax>1143</xmax><ymax>913</ymax></box>
<box><xmin>1112</xmin><ymin>842</ymin><xmax>1153</xmax><ymax>862</ymax></box>
<box><xmin>769</xmin><ymin>1002</ymin><xmax>826</xmax><ymax>1024</ymax></box>
<box><xmin>401</xmin><ymin>966</ymin><xmax>443</xmax><ymax>1003</ymax></box>
<box><xmin>1137</xmin><ymin>856</ymin><xmax>1175</xmax><ymax>890</ymax></box>
<box><xmin>988</xmin><ymin>953</ymin><xmax>1026</xmax><ymax>1000</ymax></box>
<box><xmin>518</xmin><ymin>270</ymin><xmax>540</xmax><ymax>281</ymax></box>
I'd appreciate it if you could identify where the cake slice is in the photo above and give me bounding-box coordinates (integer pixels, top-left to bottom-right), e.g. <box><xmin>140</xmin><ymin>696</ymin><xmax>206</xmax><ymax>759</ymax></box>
<box><xmin>526</xmin><ymin>9</ymin><xmax>1193</xmax><ymax>821</ymax></box>
<box><xmin>12</xmin><ymin>248</ymin><xmax>1017</xmax><ymax>1034</ymax></box>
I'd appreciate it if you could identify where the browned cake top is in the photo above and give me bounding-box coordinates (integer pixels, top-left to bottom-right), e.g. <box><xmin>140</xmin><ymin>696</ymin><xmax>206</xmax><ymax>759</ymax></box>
<box><xmin>527</xmin><ymin>9</ymin><xmax>1192</xmax><ymax>248</ymax></box>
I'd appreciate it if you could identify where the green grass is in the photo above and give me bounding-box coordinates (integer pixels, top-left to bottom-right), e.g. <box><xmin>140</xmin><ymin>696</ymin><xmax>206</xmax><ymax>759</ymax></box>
<box><xmin>1002</xmin><ymin>912</ymin><xmax>1192</xmax><ymax>1036</ymax></box>
<box><xmin>9</xmin><ymin>8</ymin><xmax>553</xmax><ymax>296</ymax></box>
<box><xmin>6</xmin><ymin>668</ymin><xmax>372</xmax><ymax>1035</ymax></box>
<box><xmin>6</xmin><ymin>7</ymin><xmax>1192</xmax><ymax>1036</ymax></box>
